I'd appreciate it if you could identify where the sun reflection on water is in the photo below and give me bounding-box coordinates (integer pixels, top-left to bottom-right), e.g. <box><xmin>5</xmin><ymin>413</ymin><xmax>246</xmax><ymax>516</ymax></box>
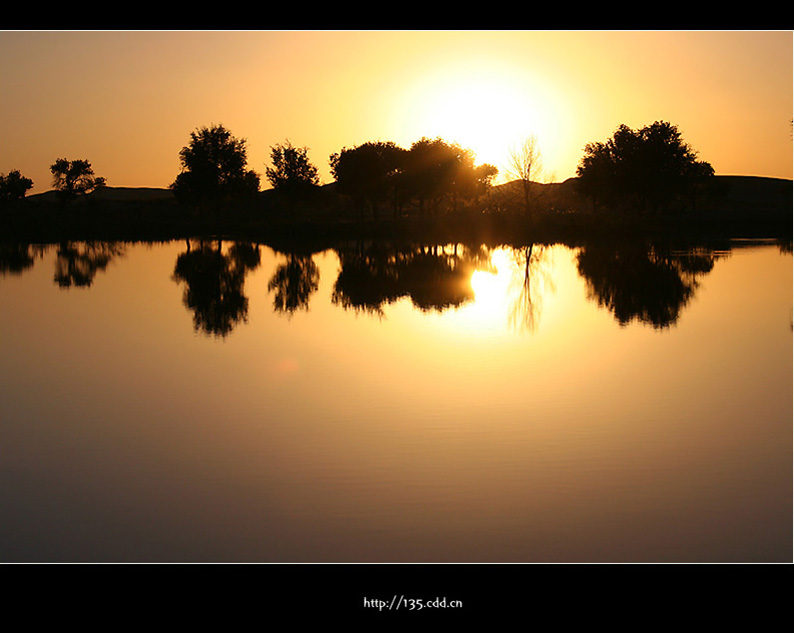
<box><xmin>442</xmin><ymin>248</ymin><xmax>517</xmax><ymax>335</ymax></box>
<box><xmin>470</xmin><ymin>248</ymin><xmax>511</xmax><ymax>302</ymax></box>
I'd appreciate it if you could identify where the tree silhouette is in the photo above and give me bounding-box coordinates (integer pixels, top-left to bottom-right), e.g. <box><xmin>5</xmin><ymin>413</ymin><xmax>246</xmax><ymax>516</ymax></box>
<box><xmin>171</xmin><ymin>124</ymin><xmax>260</xmax><ymax>212</ymax></box>
<box><xmin>398</xmin><ymin>137</ymin><xmax>497</xmax><ymax>215</ymax></box>
<box><xmin>469</xmin><ymin>163</ymin><xmax>499</xmax><ymax>206</ymax></box>
<box><xmin>329</xmin><ymin>141</ymin><xmax>407</xmax><ymax>221</ymax></box>
<box><xmin>403</xmin><ymin>137</ymin><xmax>460</xmax><ymax>215</ymax></box>
<box><xmin>265</xmin><ymin>140</ymin><xmax>319</xmax><ymax>196</ymax></box>
<box><xmin>50</xmin><ymin>159</ymin><xmax>106</xmax><ymax>206</ymax></box>
<box><xmin>576</xmin><ymin>121</ymin><xmax>714</xmax><ymax>213</ymax></box>
<box><xmin>507</xmin><ymin>136</ymin><xmax>546</xmax><ymax>217</ymax></box>
<box><xmin>0</xmin><ymin>170</ymin><xmax>33</xmax><ymax>205</ymax></box>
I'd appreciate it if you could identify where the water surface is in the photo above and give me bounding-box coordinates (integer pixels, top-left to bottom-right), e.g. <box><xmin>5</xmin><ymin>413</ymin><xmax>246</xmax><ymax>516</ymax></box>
<box><xmin>1</xmin><ymin>238</ymin><xmax>790</xmax><ymax>562</ymax></box>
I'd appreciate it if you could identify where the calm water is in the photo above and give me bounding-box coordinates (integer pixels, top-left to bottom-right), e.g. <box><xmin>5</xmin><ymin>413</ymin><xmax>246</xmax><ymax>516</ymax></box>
<box><xmin>1</xmin><ymin>238</ymin><xmax>791</xmax><ymax>562</ymax></box>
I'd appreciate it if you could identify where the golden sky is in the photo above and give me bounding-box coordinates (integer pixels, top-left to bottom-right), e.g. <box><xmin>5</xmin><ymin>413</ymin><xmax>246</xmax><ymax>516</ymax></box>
<box><xmin>1</xmin><ymin>30</ymin><xmax>791</xmax><ymax>194</ymax></box>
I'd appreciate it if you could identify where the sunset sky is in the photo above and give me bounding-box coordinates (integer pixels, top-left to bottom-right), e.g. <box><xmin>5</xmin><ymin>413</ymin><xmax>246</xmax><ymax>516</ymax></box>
<box><xmin>1</xmin><ymin>30</ymin><xmax>791</xmax><ymax>195</ymax></box>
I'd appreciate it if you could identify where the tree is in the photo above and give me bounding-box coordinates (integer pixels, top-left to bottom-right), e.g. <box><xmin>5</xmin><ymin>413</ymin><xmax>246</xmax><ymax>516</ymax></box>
<box><xmin>575</xmin><ymin>139</ymin><xmax>615</xmax><ymax>212</ymax></box>
<box><xmin>50</xmin><ymin>159</ymin><xmax>106</xmax><ymax>205</ymax></box>
<box><xmin>0</xmin><ymin>170</ymin><xmax>33</xmax><ymax>204</ymax></box>
<box><xmin>171</xmin><ymin>124</ymin><xmax>260</xmax><ymax>211</ymax></box>
<box><xmin>469</xmin><ymin>163</ymin><xmax>499</xmax><ymax>205</ymax></box>
<box><xmin>448</xmin><ymin>152</ymin><xmax>498</xmax><ymax>211</ymax></box>
<box><xmin>265</xmin><ymin>140</ymin><xmax>320</xmax><ymax>196</ymax></box>
<box><xmin>399</xmin><ymin>137</ymin><xmax>496</xmax><ymax>215</ymax></box>
<box><xmin>329</xmin><ymin>141</ymin><xmax>407</xmax><ymax>221</ymax></box>
<box><xmin>507</xmin><ymin>135</ymin><xmax>545</xmax><ymax>216</ymax></box>
<box><xmin>400</xmin><ymin>137</ymin><xmax>459</xmax><ymax>215</ymax></box>
<box><xmin>576</xmin><ymin>121</ymin><xmax>714</xmax><ymax>213</ymax></box>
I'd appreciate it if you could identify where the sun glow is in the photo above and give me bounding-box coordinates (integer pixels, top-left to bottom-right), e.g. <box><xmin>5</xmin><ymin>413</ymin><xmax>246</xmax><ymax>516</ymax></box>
<box><xmin>399</xmin><ymin>61</ymin><xmax>565</xmax><ymax>183</ymax></box>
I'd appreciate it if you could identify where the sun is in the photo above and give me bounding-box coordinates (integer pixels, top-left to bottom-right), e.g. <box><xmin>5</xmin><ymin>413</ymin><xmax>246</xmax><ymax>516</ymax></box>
<box><xmin>397</xmin><ymin>62</ymin><xmax>561</xmax><ymax>182</ymax></box>
<box><xmin>424</xmin><ymin>81</ymin><xmax>534</xmax><ymax>166</ymax></box>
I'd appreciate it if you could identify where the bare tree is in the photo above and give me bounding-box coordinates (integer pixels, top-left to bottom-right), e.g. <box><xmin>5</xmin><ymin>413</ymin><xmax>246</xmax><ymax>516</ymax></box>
<box><xmin>507</xmin><ymin>135</ymin><xmax>546</xmax><ymax>216</ymax></box>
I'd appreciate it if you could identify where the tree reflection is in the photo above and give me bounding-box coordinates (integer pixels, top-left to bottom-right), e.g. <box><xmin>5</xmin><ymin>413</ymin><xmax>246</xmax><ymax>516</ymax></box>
<box><xmin>54</xmin><ymin>241</ymin><xmax>125</xmax><ymax>288</ymax></box>
<box><xmin>576</xmin><ymin>242</ymin><xmax>722</xmax><ymax>328</ymax></box>
<box><xmin>267</xmin><ymin>253</ymin><xmax>320</xmax><ymax>316</ymax></box>
<box><xmin>332</xmin><ymin>242</ymin><xmax>480</xmax><ymax>316</ymax></box>
<box><xmin>0</xmin><ymin>243</ymin><xmax>45</xmax><ymax>276</ymax></box>
<box><xmin>172</xmin><ymin>239</ymin><xmax>260</xmax><ymax>337</ymax></box>
<box><xmin>508</xmin><ymin>244</ymin><xmax>556</xmax><ymax>332</ymax></box>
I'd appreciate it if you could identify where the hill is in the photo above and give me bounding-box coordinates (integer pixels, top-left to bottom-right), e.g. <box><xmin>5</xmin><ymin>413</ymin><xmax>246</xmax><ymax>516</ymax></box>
<box><xmin>491</xmin><ymin>174</ymin><xmax>792</xmax><ymax>212</ymax></box>
<box><xmin>23</xmin><ymin>175</ymin><xmax>791</xmax><ymax>213</ymax></box>
<box><xmin>27</xmin><ymin>186</ymin><xmax>175</xmax><ymax>203</ymax></box>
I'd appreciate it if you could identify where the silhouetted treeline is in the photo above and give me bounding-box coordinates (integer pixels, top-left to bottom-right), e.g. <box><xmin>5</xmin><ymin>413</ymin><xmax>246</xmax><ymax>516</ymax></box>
<box><xmin>2</xmin><ymin>120</ymin><xmax>791</xmax><ymax>244</ymax></box>
<box><xmin>330</xmin><ymin>138</ymin><xmax>497</xmax><ymax>222</ymax></box>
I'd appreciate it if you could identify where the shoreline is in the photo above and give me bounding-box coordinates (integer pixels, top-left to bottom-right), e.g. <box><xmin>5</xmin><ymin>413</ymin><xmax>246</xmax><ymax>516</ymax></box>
<box><xmin>2</xmin><ymin>175</ymin><xmax>790</xmax><ymax>248</ymax></box>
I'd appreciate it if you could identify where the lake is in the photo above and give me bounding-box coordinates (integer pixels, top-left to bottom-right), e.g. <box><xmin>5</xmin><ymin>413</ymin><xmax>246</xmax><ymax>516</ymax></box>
<box><xmin>1</xmin><ymin>237</ymin><xmax>791</xmax><ymax>562</ymax></box>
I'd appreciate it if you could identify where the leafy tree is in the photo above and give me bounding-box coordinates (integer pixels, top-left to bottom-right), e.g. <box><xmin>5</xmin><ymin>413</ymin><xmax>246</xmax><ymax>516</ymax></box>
<box><xmin>171</xmin><ymin>124</ymin><xmax>260</xmax><ymax>211</ymax></box>
<box><xmin>576</xmin><ymin>121</ymin><xmax>714</xmax><ymax>213</ymax></box>
<box><xmin>456</xmin><ymin>159</ymin><xmax>498</xmax><ymax>209</ymax></box>
<box><xmin>575</xmin><ymin>139</ymin><xmax>615</xmax><ymax>212</ymax></box>
<box><xmin>50</xmin><ymin>159</ymin><xmax>106</xmax><ymax>205</ymax></box>
<box><xmin>329</xmin><ymin>141</ymin><xmax>407</xmax><ymax>221</ymax></box>
<box><xmin>265</xmin><ymin>140</ymin><xmax>319</xmax><ymax>196</ymax></box>
<box><xmin>399</xmin><ymin>137</ymin><xmax>495</xmax><ymax>215</ymax></box>
<box><xmin>400</xmin><ymin>137</ymin><xmax>459</xmax><ymax>214</ymax></box>
<box><xmin>0</xmin><ymin>170</ymin><xmax>34</xmax><ymax>204</ymax></box>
